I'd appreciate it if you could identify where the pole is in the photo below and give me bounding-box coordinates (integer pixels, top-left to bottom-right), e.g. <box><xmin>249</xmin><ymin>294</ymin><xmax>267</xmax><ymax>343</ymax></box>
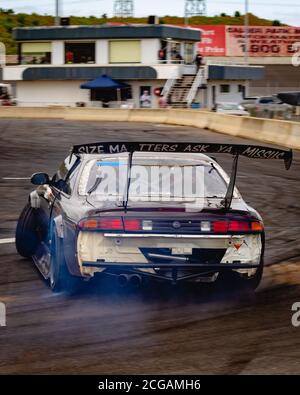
<box><xmin>244</xmin><ymin>0</ymin><xmax>249</xmax><ymax>64</ymax></box>
<box><xmin>55</xmin><ymin>0</ymin><xmax>60</xmax><ymax>26</ymax></box>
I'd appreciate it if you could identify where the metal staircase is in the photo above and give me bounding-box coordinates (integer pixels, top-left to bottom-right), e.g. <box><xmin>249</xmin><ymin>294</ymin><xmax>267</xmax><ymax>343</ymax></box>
<box><xmin>165</xmin><ymin>67</ymin><xmax>206</xmax><ymax>108</ymax></box>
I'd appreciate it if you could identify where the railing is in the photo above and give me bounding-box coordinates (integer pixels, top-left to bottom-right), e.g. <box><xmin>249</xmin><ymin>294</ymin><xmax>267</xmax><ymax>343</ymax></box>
<box><xmin>186</xmin><ymin>67</ymin><xmax>206</xmax><ymax>107</ymax></box>
<box><xmin>162</xmin><ymin>75</ymin><xmax>177</xmax><ymax>98</ymax></box>
<box><xmin>205</xmin><ymin>59</ymin><xmax>264</xmax><ymax>69</ymax></box>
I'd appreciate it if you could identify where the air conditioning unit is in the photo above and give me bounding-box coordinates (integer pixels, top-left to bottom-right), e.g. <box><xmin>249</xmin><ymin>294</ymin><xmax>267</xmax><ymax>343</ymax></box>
<box><xmin>60</xmin><ymin>17</ymin><xmax>70</xmax><ymax>26</ymax></box>
<box><xmin>148</xmin><ymin>15</ymin><xmax>159</xmax><ymax>24</ymax></box>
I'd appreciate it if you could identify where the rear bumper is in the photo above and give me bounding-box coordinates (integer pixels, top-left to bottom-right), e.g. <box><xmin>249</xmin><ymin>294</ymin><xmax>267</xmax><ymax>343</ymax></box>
<box><xmin>82</xmin><ymin>262</ymin><xmax>260</xmax><ymax>270</ymax></box>
<box><xmin>82</xmin><ymin>261</ymin><xmax>260</xmax><ymax>283</ymax></box>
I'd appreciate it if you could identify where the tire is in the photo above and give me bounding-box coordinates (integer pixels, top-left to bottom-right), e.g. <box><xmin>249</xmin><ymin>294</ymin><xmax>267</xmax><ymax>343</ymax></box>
<box><xmin>49</xmin><ymin>228</ymin><xmax>82</xmax><ymax>293</ymax></box>
<box><xmin>15</xmin><ymin>203</ymin><xmax>39</xmax><ymax>258</ymax></box>
<box><xmin>218</xmin><ymin>257</ymin><xmax>264</xmax><ymax>292</ymax></box>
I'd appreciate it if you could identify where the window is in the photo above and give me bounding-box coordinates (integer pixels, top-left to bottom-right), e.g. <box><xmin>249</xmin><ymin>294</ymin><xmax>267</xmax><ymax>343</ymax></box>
<box><xmin>238</xmin><ymin>84</ymin><xmax>246</xmax><ymax>98</ymax></box>
<box><xmin>184</xmin><ymin>42</ymin><xmax>194</xmax><ymax>64</ymax></box>
<box><xmin>65</xmin><ymin>42</ymin><xmax>95</xmax><ymax>64</ymax></box>
<box><xmin>220</xmin><ymin>84</ymin><xmax>230</xmax><ymax>93</ymax></box>
<box><xmin>79</xmin><ymin>158</ymin><xmax>228</xmax><ymax>205</ymax></box>
<box><xmin>20</xmin><ymin>42</ymin><xmax>51</xmax><ymax>65</ymax></box>
<box><xmin>52</xmin><ymin>155</ymin><xmax>80</xmax><ymax>195</ymax></box>
<box><xmin>109</xmin><ymin>40</ymin><xmax>141</xmax><ymax>63</ymax></box>
<box><xmin>170</xmin><ymin>42</ymin><xmax>182</xmax><ymax>62</ymax></box>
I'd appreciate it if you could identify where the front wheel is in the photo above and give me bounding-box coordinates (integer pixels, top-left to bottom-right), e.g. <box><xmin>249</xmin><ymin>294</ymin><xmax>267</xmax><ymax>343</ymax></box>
<box><xmin>15</xmin><ymin>203</ymin><xmax>39</xmax><ymax>258</ymax></box>
<box><xmin>49</xmin><ymin>228</ymin><xmax>82</xmax><ymax>293</ymax></box>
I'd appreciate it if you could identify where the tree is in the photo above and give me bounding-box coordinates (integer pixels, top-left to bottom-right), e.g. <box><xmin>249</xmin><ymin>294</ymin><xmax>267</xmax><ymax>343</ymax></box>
<box><xmin>272</xmin><ymin>19</ymin><xmax>281</xmax><ymax>26</ymax></box>
<box><xmin>220</xmin><ymin>13</ymin><xmax>227</xmax><ymax>17</ymax></box>
<box><xmin>234</xmin><ymin>11</ymin><xmax>241</xmax><ymax>18</ymax></box>
<box><xmin>101</xmin><ymin>13</ymin><xmax>107</xmax><ymax>19</ymax></box>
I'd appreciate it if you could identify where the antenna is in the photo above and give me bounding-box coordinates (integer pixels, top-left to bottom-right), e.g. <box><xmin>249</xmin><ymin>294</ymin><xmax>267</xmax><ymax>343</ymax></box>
<box><xmin>184</xmin><ymin>0</ymin><xmax>206</xmax><ymax>19</ymax></box>
<box><xmin>114</xmin><ymin>0</ymin><xmax>134</xmax><ymax>18</ymax></box>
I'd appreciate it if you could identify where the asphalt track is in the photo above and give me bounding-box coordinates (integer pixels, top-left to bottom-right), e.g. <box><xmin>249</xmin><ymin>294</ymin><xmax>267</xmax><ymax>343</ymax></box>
<box><xmin>0</xmin><ymin>119</ymin><xmax>299</xmax><ymax>374</ymax></box>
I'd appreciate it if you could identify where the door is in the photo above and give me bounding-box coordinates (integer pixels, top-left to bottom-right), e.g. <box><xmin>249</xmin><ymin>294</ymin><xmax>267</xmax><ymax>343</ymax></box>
<box><xmin>211</xmin><ymin>85</ymin><xmax>217</xmax><ymax>109</ymax></box>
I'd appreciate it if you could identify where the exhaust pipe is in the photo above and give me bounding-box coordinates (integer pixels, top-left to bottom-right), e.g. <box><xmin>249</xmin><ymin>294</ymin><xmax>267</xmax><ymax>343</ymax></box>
<box><xmin>129</xmin><ymin>274</ymin><xmax>142</xmax><ymax>288</ymax></box>
<box><xmin>117</xmin><ymin>274</ymin><xmax>130</xmax><ymax>288</ymax></box>
<box><xmin>117</xmin><ymin>274</ymin><xmax>142</xmax><ymax>288</ymax></box>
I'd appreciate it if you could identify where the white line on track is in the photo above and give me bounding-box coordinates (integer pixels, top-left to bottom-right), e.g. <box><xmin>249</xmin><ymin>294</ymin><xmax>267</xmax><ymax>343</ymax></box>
<box><xmin>2</xmin><ymin>177</ymin><xmax>30</xmax><ymax>180</ymax></box>
<box><xmin>0</xmin><ymin>238</ymin><xmax>15</xmax><ymax>244</ymax></box>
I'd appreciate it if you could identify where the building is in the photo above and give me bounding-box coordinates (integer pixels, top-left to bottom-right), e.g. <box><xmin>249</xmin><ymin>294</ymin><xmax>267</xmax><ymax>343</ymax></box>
<box><xmin>0</xmin><ymin>24</ymin><xmax>264</xmax><ymax>108</ymax></box>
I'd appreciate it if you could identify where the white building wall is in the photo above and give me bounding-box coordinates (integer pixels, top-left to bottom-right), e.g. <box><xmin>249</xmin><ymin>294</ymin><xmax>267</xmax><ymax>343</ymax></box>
<box><xmin>16</xmin><ymin>80</ymin><xmax>90</xmax><ymax>106</ymax></box>
<box><xmin>206</xmin><ymin>80</ymin><xmax>249</xmax><ymax>108</ymax></box>
<box><xmin>96</xmin><ymin>40</ymin><xmax>109</xmax><ymax>64</ymax></box>
<box><xmin>141</xmin><ymin>39</ymin><xmax>160</xmax><ymax>64</ymax></box>
<box><xmin>14</xmin><ymin>79</ymin><xmax>167</xmax><ymax>108</ymax></box>
<box><xmin>51</xmin><ymin>41</ymin><xmax>64</xmax><ymax>65</ymax></box>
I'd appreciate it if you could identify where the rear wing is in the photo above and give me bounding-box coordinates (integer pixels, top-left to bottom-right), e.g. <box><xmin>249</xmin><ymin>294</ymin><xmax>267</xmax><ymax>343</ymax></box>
<box><xmin>72</xmin><ymin>142</ymin><xmax>292</xmax><ymax>170</ymax></box>
<box><xmin>72</xmin><ymin>141</ymin><xmax>292</xmax><ymax>211</ymax></box>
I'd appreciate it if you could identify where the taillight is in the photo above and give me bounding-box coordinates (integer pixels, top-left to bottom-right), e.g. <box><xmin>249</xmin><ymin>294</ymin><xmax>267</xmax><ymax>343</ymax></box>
<box><xmin>124</xmin><ymin>219</ymin><xmax>141</xmax><ymax>231</ymax></box>
<box><xmin>213</xmin><ymin>221</ymin><xmax>228</xmax><ymax>233</ymax></box>
<box><xmin>251</xmin><ymin>221</ymin><xmax>264</xmax><ymax>232</ymax></box>
<box><xmin>228</xmin><ymin>221</ymin><xmax>249</xmax><ymax>232</ymax></box>
<box><xmin>78</xmin><ymin>217</ymin><xmax>142</xmax><ymax>232</ymax></box>
<box><xmin>78</xmin><ymin>217</ymin><xmax>123</xmax><ymax>231</ymax></box>
<box><xmin>213</xmin><ymin>220</ymin><xmax>263</xmax><ymax>233</ymax></box>
<box><xmin>99</xmin><ymin>218</ymin><xmax>123</xmax><ymax>230</ymax></box>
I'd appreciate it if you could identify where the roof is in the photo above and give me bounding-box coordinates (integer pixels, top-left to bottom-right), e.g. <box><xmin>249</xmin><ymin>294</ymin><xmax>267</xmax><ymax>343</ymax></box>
<box><xmin>13</xmin><ymin>24</ymin><xmax>201</xmax><ymax>42</ymax></box>
<box><xmin>208</xmin><ymin>65</ymin><xmax>264</xmax><ymax>81</ymax></box>
<box><xmin>22</xmin><ymin>66</ymin><xmax>157</xmax><ymax>81</ymax></box>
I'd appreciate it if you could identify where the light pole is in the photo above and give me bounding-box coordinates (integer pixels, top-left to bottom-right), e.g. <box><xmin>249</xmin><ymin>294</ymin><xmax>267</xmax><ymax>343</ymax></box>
<box><xmin>55</xmin><ymin>0</ymin><xmax>60</xmax><ymax>26</ymax></box>
<box><xmin>244</xmin><ymin>0</ymin><xmax>249</xmax><ymax>64</ymax></box>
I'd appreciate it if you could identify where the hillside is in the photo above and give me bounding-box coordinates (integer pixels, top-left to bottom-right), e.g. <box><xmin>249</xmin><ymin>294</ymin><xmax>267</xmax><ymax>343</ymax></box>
<box><xmin>0</xmin><ymin>8</ymin><xmax>284</xmax><ymax>55</ymax></box>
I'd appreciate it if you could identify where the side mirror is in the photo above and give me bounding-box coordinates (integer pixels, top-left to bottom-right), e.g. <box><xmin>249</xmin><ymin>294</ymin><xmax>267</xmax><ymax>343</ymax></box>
<box><xmin>31</xmin><ymin>172</ymin><xmax>50</xmax><ymax>185</ymax></box>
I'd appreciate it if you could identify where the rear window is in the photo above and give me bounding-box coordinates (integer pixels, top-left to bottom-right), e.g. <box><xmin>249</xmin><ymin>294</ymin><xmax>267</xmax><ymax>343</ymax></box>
<box><xmin>78</xmin><ymin>158</ymin><xmax>228</xmax><ymax>202</ymax></box>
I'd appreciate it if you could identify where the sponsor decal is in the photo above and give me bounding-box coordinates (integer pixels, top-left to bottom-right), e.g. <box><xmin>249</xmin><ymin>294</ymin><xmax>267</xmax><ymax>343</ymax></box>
<box><xmin>73</xmin><ymin>142</ymin><xmax>291</xmax><ymax>165</ymax></box>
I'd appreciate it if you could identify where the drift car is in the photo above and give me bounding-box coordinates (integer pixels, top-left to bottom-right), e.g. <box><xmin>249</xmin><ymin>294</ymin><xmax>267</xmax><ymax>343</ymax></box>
<box><xmin>15</xmin><ymin>141</ymin><xmax>292</xmax><ymax>292</ymax></box>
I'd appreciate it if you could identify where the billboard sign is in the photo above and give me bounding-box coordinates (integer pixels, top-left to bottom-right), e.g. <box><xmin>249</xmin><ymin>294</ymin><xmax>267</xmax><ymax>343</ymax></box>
<box><xmin>226</xmin><ymin>26</ymin><xmax>300</xmax><ymax>56</ymax></box>
<box><xmin>192</xmin><ymin>25</ymin><xmax>300</xmax><ymax>57</ymax></box>
<box><xmin>194</xmin><ymin>25</ymin><xmax>226</xmax><ymax>56</ymax></box>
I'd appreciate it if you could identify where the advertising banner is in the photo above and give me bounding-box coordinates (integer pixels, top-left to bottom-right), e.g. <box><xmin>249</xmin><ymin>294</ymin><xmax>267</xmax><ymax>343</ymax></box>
<box><xmin>193</xmin><ymin>25</ymin><xmax>226</xmax><ymax>56</ymax></box>
<box><xmin>226</xmin><ymin>26</ymin><xmax>300</xmax><ymax>56</ymax></box>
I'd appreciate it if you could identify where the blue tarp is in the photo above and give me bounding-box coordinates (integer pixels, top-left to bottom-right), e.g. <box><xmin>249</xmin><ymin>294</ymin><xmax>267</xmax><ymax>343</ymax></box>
<box><xmin>80</xmin><ymin>74</ymin><xmax>130</xmax><ymax>89</ymax></box>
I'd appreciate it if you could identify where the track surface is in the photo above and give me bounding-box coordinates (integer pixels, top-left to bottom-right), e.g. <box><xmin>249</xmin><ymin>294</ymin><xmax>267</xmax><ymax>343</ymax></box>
<box><xmin>0</xmin><ymin>119</ymin><xmax>299</xmax><ymax>374</ymax></box>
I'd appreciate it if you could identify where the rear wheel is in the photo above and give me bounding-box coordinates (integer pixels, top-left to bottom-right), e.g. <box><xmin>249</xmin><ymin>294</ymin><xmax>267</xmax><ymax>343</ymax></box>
<box><xmin>49</xmin><ymin>228</ymin><xmax>82</xmax><ymax>293</ymax></box>
<box><xmin>218</xmin><ymin>257</ymin><xmax>264</xmax><ymax>292</ymax></box>
<box><xmin>15</xmin><ymin>203</ymin><xmax>39</xmax><ymax>258</ymax></box>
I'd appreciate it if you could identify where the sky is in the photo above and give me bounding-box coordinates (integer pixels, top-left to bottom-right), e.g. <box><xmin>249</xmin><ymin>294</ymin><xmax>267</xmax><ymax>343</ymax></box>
<box><xmin>1</xmin><ymin>0</ymin><xmax>300</xmax><ymax>26</ymax></box>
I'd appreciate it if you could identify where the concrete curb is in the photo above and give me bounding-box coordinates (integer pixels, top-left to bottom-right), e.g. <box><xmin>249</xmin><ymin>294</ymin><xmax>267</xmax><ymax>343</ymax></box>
<box><xmin>0</xmin><ymin>107</ymin><xmax>299</xmax><ymax>150</ymax></box>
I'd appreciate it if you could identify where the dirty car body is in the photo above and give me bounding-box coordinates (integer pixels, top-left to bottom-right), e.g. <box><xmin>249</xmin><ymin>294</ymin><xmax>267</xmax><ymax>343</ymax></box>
<box><xmin>15</xmin><ymin>141</ymin><xmax>292</xmax><ymax>292</ymax></box>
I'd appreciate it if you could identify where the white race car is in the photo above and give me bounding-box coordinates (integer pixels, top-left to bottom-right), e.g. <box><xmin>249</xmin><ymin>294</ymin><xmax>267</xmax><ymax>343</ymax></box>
<box><xmin>15</xmin><ymin>141</ymin><xmax>292</xmax><ymax>292</ymax></box>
